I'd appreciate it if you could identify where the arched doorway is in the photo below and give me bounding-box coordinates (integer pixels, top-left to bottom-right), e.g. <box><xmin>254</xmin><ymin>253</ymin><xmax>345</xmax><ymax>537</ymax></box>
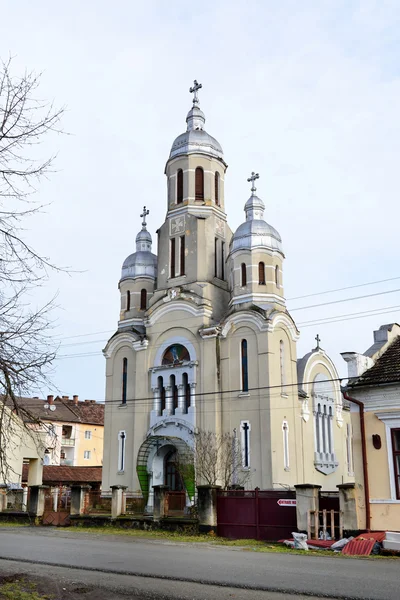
<box><xmin>164</xmin><ymin>450</ymin><xmax>186</xmax><ymax>514</ymax></box>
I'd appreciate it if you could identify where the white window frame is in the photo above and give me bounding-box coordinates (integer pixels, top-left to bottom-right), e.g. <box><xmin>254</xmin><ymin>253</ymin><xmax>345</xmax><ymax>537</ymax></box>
<box><xmin>84</xmin><ymin>430</ymin><xmax>92</xmax><ymax>440</ymax></box>
<box><xmin>118</xmin><ymin>430</ymin><xmax>126</xmax><ymax>473</ymax></box>
<box><xmin>374</xmin><ymin>413</ymin><xmax>400</xmax><ymax>503</ymax></box>
<box><xmin>312</xmin><ymin>374</ymin><xmax>338</xmax><ymax>475</ymax></box>
<box><xmin>282</xmin><ymin>420</ymin><xmax>290</xmax><ymax>470</ymax></box>
<box><xmin>240</xmin><ymin>420</ymin><xmax>251</xmax><ymax>469</ymax></box>
<box><xmin>84</xmin><ymin>450</ymin><xmax>91</xmax><ymax>460</ymax></box>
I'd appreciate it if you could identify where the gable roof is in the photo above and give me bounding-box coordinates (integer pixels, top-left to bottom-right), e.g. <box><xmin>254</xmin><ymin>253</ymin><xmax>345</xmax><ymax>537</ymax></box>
<box><xmin>348</xmin><ymin>335</ymin><xmax>400</xmax><ymax>388</ymax></box>
<box><xmin>22</xmin><ymin>464</ymin><xmax>102</xmax><ymax>485</ymax></box>
<box><xmin>9</xmin><ymin>397</ymin><xmax>104</xmax><ymax>426</ymax></box>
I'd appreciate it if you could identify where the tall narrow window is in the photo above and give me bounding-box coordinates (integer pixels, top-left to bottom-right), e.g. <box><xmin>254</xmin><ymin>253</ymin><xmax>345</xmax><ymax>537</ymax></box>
<box><xmin>170</xmin><ymin>238</ymin><xmax>176</xmax><ymax>278</ymax></box>
<box><xmin>118</xmin><ymin>431</ymin><xmax>126</xmax><ymax>472</ymax></box>
<box><xmin>258</xmin><ymin>262</ymin><xmax>266</xmax><ymax>285</ymax></box>
<box><xmin>180</xmin><ymin>235</ymin><xmax>185</xmax><ymax>275</ymax></box>
<box><xmin>241</xmin><ymin>339</ymin><xmax>249</xmax><ymax>392</ymax></box>
<box><xmin>182</xmin><ymin>373</ymin><xmax>190</xmax><ymax>413</ymax></box>
<box><xmin>280</xmin><ymin>340</ymin><xmax>286</xmax><ymax>393</ymax></box>
<box><xmin>241</xmin><ymin>421</ymin><xmax>251</xmax><ymax>468</ymax></box>
<box><xmin>221</xmin><ymin>242</ymin><xmax>225</xmax><ymax>280</ymax></box>
<box><xmin>126</xmin><ymin>290</ymin><xmax>131</xmax><ymax>311</ymax></box>
<box><xmin>346</xmin><ymin>423</ymin><xmax>354</xmax><ymax>476</ymax></box>
<box><xmin>158</xmin><ymin>376</ymin><xmax>166</xmax><ymax>413</ymax></box>
<box><xmin>215</xmin><ymin>172</ymin><xmax>220</xmax><ymax>205</ymax></box>
<box><xmin>275</xmin><ymin>265</ymin><xmax>280</xmax><ymax>287</ymax></box>
<box><xmin>177</xmin><ymin>169</ymin><xmax>183</xmax><ymax>204</ymax></box>
<box><xmin>214</xmin><ymin>238</ymin><xmax>218</xmax><ymax>277</ymax></box>
<box><xmin>241</xmin><ymin>263</ymin><xmax>247</xmax><ymax>287</ymax></box>
<box><xmin>391</xmin><ymin>429</ymin><xmax>400</xmax><ymax>499</ymax></box>
<box><xmin>282</xmin><ymin>421</ymin><xmax>290</xmax><ymax>470</ymax></box>
<box><xmin>140</xmin><ymin>288</ymin><xmax>147</xmax><ymax>310</ymax></box>
<box><xmin>195</xmin><ymin>167</ymin><xmax>204</xmax><ymax>200</ymax></box>
<box><xmin>170</xmin><ymin>375</ymin><xmax>178</xmax><ymax>411</ymax></box>
<box><xmin>122</xmin><ymin>357</ymin><xmax>128</xmax><ymax>404</ymax></box>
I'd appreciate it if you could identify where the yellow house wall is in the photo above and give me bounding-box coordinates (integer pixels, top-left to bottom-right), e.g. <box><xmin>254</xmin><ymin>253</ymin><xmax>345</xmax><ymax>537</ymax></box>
<box><xmin>75</xmin><ymin>422</ymin><xmax>104</xmax><ymax>466</ymax></box>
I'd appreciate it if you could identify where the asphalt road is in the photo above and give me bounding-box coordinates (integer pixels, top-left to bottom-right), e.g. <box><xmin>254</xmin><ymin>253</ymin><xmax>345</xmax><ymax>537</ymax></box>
<box><xmin>0</xmin><ymin>528</ymin><xmax>398</xmax><ymax>600</ymax></box>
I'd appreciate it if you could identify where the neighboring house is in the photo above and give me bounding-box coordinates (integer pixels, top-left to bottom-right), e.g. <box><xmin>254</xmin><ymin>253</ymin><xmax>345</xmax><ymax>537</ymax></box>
<box><xmin>22</xmin><ymin>465</ymin><xmax>102</xmax><ymax>491</ymax></box>
<box><xmin>19</xmin><ymin>395</ymin><xmax>104</xmax><ymax>468</ymax></box>
<box><xmin>0</xmin><ymin>402</ymin><xmax>45</xmax><ymax>487</ymax></box>
<box><xmin>102</xmin><ymin>82</ymin><xmax>353</xmax><ymax>509</ymax></box>
<box><xmin>342</xmin><ymin>323</ymin><xmax>400</xmax><ymax>531</ymax></box>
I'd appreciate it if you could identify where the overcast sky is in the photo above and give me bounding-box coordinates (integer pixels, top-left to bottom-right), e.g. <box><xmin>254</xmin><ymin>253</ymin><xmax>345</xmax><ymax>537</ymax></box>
<box><xmin>3</xmin><ymin>0</ymin><xmax>400</xmax><ymax>400</ymax></box>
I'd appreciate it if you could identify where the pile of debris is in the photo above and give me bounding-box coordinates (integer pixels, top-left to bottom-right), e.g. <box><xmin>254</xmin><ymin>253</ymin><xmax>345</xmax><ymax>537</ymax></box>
<box><xmin>280</xmin><ymin>530</ymin><xmax>400</xmax><ymax>556</ymax></box>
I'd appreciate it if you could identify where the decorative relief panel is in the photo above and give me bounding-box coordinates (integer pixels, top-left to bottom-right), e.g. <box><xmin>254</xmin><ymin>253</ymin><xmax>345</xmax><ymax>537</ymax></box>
<box><xmin>215</xmin><ymin>218</ymin><xmax>225</xmax><ymax>238</ymax></box>
<box><xmin>169</xmin><ymin>215</ymin><xmax>186</xmax><ymax>236</ymax></box>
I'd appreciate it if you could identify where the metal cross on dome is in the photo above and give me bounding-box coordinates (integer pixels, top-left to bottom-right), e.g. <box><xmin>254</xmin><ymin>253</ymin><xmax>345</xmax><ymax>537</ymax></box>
<box><xmin>140</xmin><ymin>206</ymin><xmax>149</xmax><ymax>228</ymax></box>
<box><xmin>189</xmin><ymin>80</ymin><xmax>202</xmax><ymax>104</ymax></box>
<box><xmin>247</xmin><ymin>171</ymin><xmax>260</xmax><ymax>194</ymax></box>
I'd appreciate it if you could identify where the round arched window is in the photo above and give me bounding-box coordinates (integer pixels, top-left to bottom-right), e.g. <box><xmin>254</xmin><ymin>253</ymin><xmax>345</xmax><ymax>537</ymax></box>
<box><xmin>162</xmin><ymin>344</ymin><xmax>190</xmax><ymax>365</ymax></box>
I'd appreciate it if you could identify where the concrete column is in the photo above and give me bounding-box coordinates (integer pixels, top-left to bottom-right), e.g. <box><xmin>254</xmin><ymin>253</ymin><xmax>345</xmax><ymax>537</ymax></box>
<box><xmin>70</xmin><ymin>485</ymin><xmax>91</xmax><ymax>516</ymax></box>
<box><xmin>189</xmin><ymin>383</ymin><xmax>196</xmax><ymax>408</ymax></box>
<box><xmin>176</xmin><ymin>384</ymin><xmax>185</xmax><ymax>414</ymax></box>
<box><xmin>22</xmin><ymin>487</ymin><xmax>28</xmax><ymax>512</ymax></box>
<box><xmin>164</xmin><ymin>386</ymin><xmax>173</xmax><ymax>416</ymax></box>
<box><xmin>153</xmin><ymin>485</ymin><xmax>169</xmax><ymax>520</ymax></box>
<box><xmin>152</xmin><ymin>386</ymin><xmax>161</xmax><ymax>414</ymax></box>
<box><xmin>337</xmin><ymin>483</ymin><xmax>360</xmax><ymax>533</ymax></box>
<box><xmin>197</xmin><ymin>485</ymin><xmax>221</xmax><ymax>533</ymax></box>
<box><xmin>111</xmin><ymin>485</ymin><xmax>127</xmax><ymax>518</ymax></box>
<box><xmin>294</xmin><ymin>484</ymin><xmax>321</xmax><ymax>534</ymax></box>
<box><xmin>28</xmin><ymin>485</ymin><xmax>48</xmax><ymax>517</ymax></box>
<box><xmin>27</xmin><ymin>458</ymin><xmax>43</xmax><ymax>486</ymax></box>
<box><xmin>0</xmin><ymin>485</ymin><xmax>7</xmax><ymax>512</ymax></box>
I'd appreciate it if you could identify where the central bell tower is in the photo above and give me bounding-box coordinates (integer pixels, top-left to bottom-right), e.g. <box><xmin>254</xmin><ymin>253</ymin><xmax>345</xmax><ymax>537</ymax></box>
<box><xmin>152</xmin><ymin>81</ymin><xmax>232</xmax><ymax>318</ymax></box>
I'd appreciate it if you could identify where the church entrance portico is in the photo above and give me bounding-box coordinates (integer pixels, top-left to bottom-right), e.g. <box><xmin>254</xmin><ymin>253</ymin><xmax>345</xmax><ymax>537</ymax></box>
<box><xmin>136</xmin><ymin>434</ymin><xmax>194</xmax><ymax>514</ymax></box>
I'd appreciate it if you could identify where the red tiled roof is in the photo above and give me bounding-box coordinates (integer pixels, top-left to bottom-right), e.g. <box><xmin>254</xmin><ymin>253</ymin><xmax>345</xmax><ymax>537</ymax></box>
<box><xmin>349</xmin><ymin>336</ymin><xmax>400</xmax><ymax>388</ymax></box>
<box><xmin>22</xmin><ymin>465</ymin><xmax>102</xmax><ymax>484</ymax></box>
<box><xmin>12</xmin><ymin>397</ymin><xmax>104</xmax><ymax>426</ymax></box>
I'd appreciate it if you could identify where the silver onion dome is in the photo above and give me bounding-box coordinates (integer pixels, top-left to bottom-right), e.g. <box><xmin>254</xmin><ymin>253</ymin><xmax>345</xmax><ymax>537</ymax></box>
<box><xmin>231</xmin><ymin>178</ymin><xmax>283</xmax><ymax>255</ymax></box>
<box><xmin>120</xmin><ymin>208</ymin><xmax>157</xmax><ymax>282</ymax></box>
<box><xmin>169</xmin><ymin>81</ymin><xmax>225</xmax><ymax>162</ymax></box>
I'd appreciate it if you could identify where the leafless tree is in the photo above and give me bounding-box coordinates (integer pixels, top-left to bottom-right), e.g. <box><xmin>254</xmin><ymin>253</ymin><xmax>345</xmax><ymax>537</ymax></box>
<box><xmin>176</xmin><ymin>430</ymin><xmax>251</xmax><ymax>491</ymax></box>
<box><xmin>0</xmin><ymin>57</ymin><xmax>64</xmax><ymax>484</ymax></box>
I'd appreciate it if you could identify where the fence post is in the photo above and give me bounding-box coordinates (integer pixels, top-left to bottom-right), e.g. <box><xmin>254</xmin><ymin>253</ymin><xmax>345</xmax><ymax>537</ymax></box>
<box><xmin>294</xmin><ymin>484</ymin><xmax>321</xmax><ymax>535</ymax></box>
<box><xmin>22</xmin><ymin>487</ymin><xmax>28</xmax><ymax>512</ymax></box>
<box><xmin>70</xmin><ymin>485</ymin><xmax>91</xmax><ymax>516</ymax></box>
<box><xmin>197</xmin><ymin>485</ymin><xmax>221</xmax><ymax>533</ymax></box>
<box><xmin>27</xmin><ymin>485</ymin><xmax>48</xmax><ymax>517</ymax></box>
<box><xmin>153</xmin><ymin>485</ymin><xmax>169</xmax><ymax>521</ymax></box>
<box><xmin>337</xmin><ymin>483</ymin><xmax>359</xmax><ymax>533</ymax></box>
<box><xmin>0</xmin><ymin>485</ymin><xmax>7</xmax><ymax>511</ymax></box>
<box><xmin>111</xmin><ymin>485</ymin><xmax>127</xmax><ymax>519</ymax></box>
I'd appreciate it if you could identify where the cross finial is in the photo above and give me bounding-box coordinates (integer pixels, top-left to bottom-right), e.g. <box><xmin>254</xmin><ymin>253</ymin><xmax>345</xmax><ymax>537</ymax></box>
<box><xmin>247</xmin><ymin>171</ymin><xmax>260</xmax><ymax>195</ymax></box>
<box><xmin>315</xmin><ymin>334</ymin><xmax>321</xmax><ymax>350</ymax></box>
<box><xmin>189</xmin><ymin>79</ymin><xmax>202</xmax><ymax>105</ymax></box>
<box><xmin>140</xmin><ymin>206</ymin><xmax>149</xmax><ymax>228</ymax></box>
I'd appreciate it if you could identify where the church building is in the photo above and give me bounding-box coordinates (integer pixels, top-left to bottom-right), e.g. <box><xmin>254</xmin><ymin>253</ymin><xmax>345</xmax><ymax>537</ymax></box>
<box><xmin>102</xmin><ymin>81</ymin><xmax>354</xmax><ymax>508</ymax></box>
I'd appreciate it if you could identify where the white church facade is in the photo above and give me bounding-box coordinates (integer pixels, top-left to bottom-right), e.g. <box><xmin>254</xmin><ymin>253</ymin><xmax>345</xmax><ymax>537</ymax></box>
<box><xmin>102</xmin><ymin>81</ymin><xmax>354</xmax><ymax>509</ymax></box>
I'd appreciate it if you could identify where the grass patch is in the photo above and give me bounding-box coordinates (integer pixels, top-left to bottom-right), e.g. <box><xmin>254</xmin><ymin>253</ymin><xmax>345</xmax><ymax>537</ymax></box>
<box><xmin>0</xmin><ymin>577</ymin><xmax>51</xmax><ymax>600</ymax></box>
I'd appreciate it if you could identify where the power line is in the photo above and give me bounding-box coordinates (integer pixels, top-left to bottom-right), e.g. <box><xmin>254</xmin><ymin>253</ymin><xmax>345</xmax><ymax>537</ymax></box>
<box><xmin>288</xmin><ymin>276</ymin><xmax>400</xmax><ymax>301</ymax></box>
<box><xmin>290</xmin><ymin>287</ymin><xmax>400</xmax><ymax>311</ymax></box>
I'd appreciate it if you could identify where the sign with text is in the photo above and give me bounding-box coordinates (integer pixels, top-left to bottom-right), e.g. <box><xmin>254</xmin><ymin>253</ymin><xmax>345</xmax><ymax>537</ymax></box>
<box><xmin>277</xmin><ymin>499</ymin><xmax>296</xmax><ymax>507</ymax></box>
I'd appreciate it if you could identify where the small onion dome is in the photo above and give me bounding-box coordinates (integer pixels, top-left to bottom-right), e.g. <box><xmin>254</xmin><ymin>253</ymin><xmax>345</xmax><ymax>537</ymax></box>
<box><xmin>169</xmin><ymin>105</ymin><xmax>224</xmax><ymax>162</ymax></box>
<box><xmin>230</xmin><ymin>193</ymin><xmax>283</xmax><ymax>255</ymax></box>
<box><xmin>120</xmin><ymin>228</ymin><xmax>157</xmax><ymax>282</ymax></box>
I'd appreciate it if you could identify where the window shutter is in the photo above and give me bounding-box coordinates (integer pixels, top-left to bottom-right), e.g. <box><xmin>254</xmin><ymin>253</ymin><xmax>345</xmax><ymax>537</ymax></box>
<box><xmin>258</xmin><ymin>262</ymin><xmax>265</xmax><ymax>285</ymax></box>
<box><xmin>215</xmin><ymin>172</ymin><xmax>220</xmax><ymax>205</ymax></box>
<box><xmin>177</xmin><ymin>169</ymin><xmax>183</xmax><ymax>203</ymax></box>
<box><xmin>241</xmin><ymin>263</ymin><xmax>247</xmax><ymax>287</ymax></box>
<box><xmin>195</xmin><ymin>167</ymin><xmax>204</xmax><ymax>200</ymax></box>
<box><xmin>140</xmin><ymin>288</ymin><xmax>147</xmax><ymax>310</ymax></box>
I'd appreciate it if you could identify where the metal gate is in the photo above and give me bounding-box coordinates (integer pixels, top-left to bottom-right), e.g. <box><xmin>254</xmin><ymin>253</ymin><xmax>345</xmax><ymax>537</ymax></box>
<box><xmin>42</xmin><ymin>487</ymin><xmax>70</xmax><ymax>526</ymax></box>
<box><xmin>217</xmin><ymin>488</ymin><xmax>297</xmax><ymax>541</ymax></box>
<box><xmin>166</xmin><ymin>491</ymin><xmax>186</xmax><ymax>516</ymax></box>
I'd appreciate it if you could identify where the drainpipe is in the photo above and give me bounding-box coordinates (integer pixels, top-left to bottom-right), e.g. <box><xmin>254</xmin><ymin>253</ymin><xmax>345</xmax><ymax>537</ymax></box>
<box><xmin>342</xmin><ymin>390</ymin><xmax>370</xmax><ymax>532</ymax></box>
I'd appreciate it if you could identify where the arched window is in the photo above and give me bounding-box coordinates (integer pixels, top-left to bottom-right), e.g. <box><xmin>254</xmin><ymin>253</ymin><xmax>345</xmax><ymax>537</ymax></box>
<box><xmin>182</xmin><ymin>372</ymin><xmax>190</xmax><ymax>413</ymax></box>
<box><xmin>177</xmin><ymin>169</ymin><xmax>183</xmax><ymax>204</ymax></box>
<box><xmin>282</xmin><ymin>421</ymin><xmax>289</xmax><ymax>470</ymax></box>
<box><xmin>122</xmin><ymin>358</ymin><xmax>128</xmax><ymax>404</ymax></box>
<box><xmin>241</xmin><ymin>263</ymin><xmax>247</xmax><ymax>287</ymax></box>
<box><xmin>170</xmin><ymin>374</ymin><xmax>178</xmax><ymax>411</ymax></box>
<box><xmin>126</xmin><ymin>290</ymin><xmax>131</xmax><ymax>311</ymax></box>
<box><xmin>215</xmin><ymin>172</ymin><xmax>220</xmax><ymax>205</ymax></box>
<box><xmin>258</xmin><ymin>262</ymin><xmax>266</xmax><ymax>285</ymax></box>
<box><xmin>280</xmin><ymin>340</ymin><xmax>286</xmax><ymax>392</ymax></box>
<box><xmin>241</xmin><ymin>339</ymin><xmax>249</xmax><ymax>392</ymax></box>
<box><xmin>275</xmin><ymin>265</ymin><xmax>280</xmax><ymax>287</ymax></box>
<box><xmin>158</xmin><ymin>376</ymin><xmax>166</xmax><ymax>413</ymax></box>
<box><xmin>140</xmin><ymin>288</ymin><xmax>147</xmax><ymax>310</ymax></box>
<box><xmin>195</xmin><ymin>167</ymin><xmax>204</xmax><ymax>200</ymax></box>
<box><xmin>162</xmin><ymin>344</ymin><xmax>190</xmax><ymax>365</ymax></box>
<box><xmin>313</xmin><ymin>374</ymin><xmax>337</xmax><ymax>474</ymax></box>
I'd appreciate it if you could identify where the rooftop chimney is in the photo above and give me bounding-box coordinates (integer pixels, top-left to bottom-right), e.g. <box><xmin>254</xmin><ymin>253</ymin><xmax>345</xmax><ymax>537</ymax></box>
<box><xmin>62</xmin><ymin>395</ymin><xmax>69</xmax><ymax>400</ymax></box>
<box><xmin>73</xmin><ymin>395</ymin><xmax>79</xmax><ymax>405</ymax></box>
<box><xmin>47</xmin><ymin>395</ymin><xmax>54</xmax><ymax>405</ymax></box>
<box><xmin>341</xmin><ymin>352</ymin><xmax>374</xmax><ymax>378</ymax></box>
